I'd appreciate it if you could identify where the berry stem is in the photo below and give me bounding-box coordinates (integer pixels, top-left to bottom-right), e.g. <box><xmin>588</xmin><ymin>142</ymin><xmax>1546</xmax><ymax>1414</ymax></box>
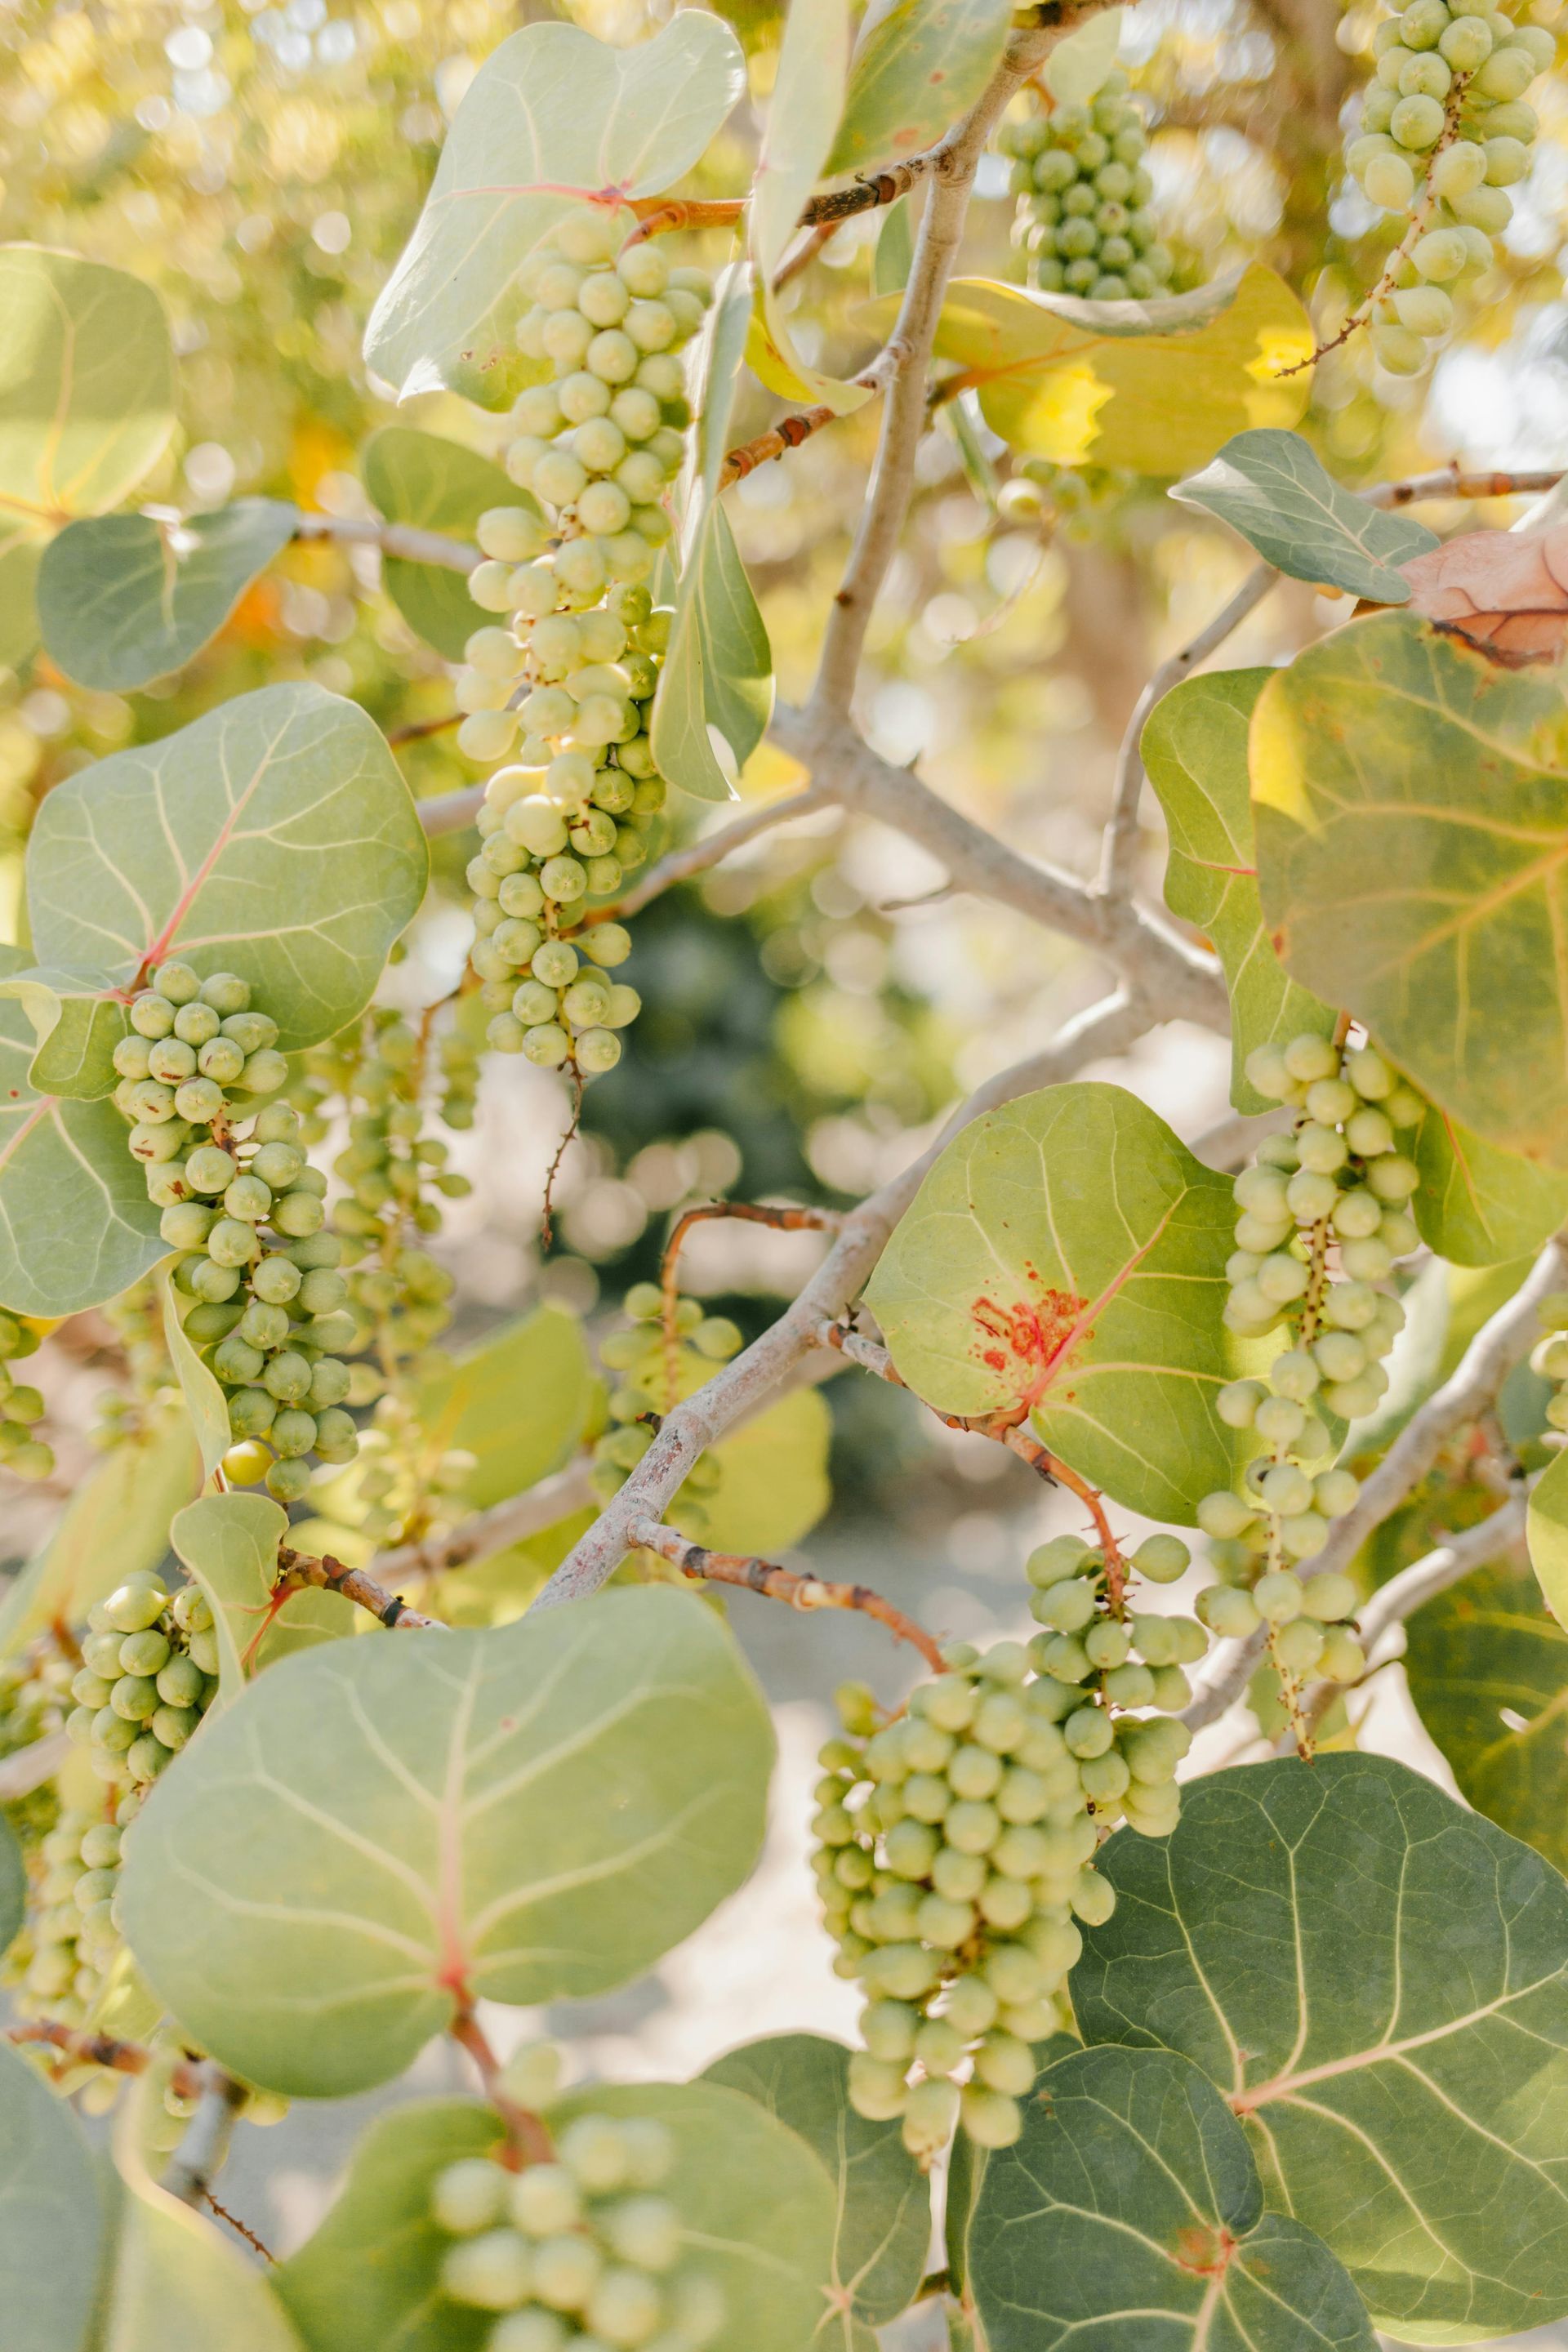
<box><xmin>630</xmin><ymin>1518</ymin><xmax>946</xmax><ymax>1670</ymax></box>
<box><xmin>449</xmin><ymin>2001</ymin><xmax>554</xmax><ymax>2166</ymax></box>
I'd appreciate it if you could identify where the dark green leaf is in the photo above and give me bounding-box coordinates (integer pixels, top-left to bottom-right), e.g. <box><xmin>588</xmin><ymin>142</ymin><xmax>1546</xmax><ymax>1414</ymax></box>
<box><xmin>36</xmin><ymin>502</ymin><xmax>296</xmax><ymax>691</ymax></box>
<box><xmin>1410</xmin><ymin>1099</ymin><xmax>1568</xmax><ymax>1267</ymax></box>
<box><xmin>1171</xmin><ymin>430</ymin><xmax>1437</xmax><ymax>600</ymax></box>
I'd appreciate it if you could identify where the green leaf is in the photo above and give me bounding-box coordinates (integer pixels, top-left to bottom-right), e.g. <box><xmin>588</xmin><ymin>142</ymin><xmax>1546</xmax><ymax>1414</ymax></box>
<box><xmin>0</xmin><ymin>946</ymin><xmax>165</xmax><ymax>1315</ymax></box>
<box><xmin>412</xmin><ymin>1303</ymin><xmax>593</xmax><ymax>1508</ymax></box>
<box><xmin>1141</xmin><ymin>670</ymin><xmax>1335</xmax><ymax>1113</ymax></box>
<box><xmin>0</xmin><ymin>1810</ymin><xmax>24</xmax><ymax>1957</ymax></box>
<box><xmin>1170</xmin><ymin>430</ymin><xmax>1437</xmax><ymax>601</ymax></box>
<box><xmin>36</xmin><ymin>502</ymin><xmax>296</xmax><ymax>692</ymax></box>
<box><xmin>1071</xmin><ymin>1752</ymin><xmax>1568</xmax><ymax>2339</ymax></box>
<box><xmin>945</xmin><ymin>2034</ymin><xmax>1080</xmax><ymax>2298</ymax></box>
<box><xmin>0</xmin><ymin>963</ymin><xmax>129</xmax><ymax>1100</ymax></box>
<box><xmin>0</xmin><ymin>2038</ymin><xmax>108</xmax><ymax>2352</ymax></box>
<box><xmin>1405</xmin><ymin>1550</ymin><xmax>1568</xmax><ymax>1873</ymax></box>
<box><xmin>0</xmin><ymin>1397</ymin><xmax>199</xmax><ymax>1658</ymax></box>
<box><xmin>118</xmin><ymin>1587</ymin><xmax>774</xmax><ymax>2097</ymax></box>
<box><xmin>825</xmin><ymin>0</ymin><xmax>1013</xmax><ymax>176</ymax></box>
<box><xmin>0</xmin><ymin>242</ymin><xmax>174</xmax><ymax>526</ymax></box>
<box><xmin>1528</xmin><ymin>1449</ymin><xmax>1568</xmax><ymax>1633</ymax></box>
<box><xmin>0</xmin><ymin>532</ymin><xmax>42</xmax><ymax>673</ymax></box>
<box><xmin>106</xmin><ymin>2158</ymin><xmax>304</xmax><ymax>2352</ymax></box>
<box><xmin>1411</xmin><ymin>1100</ymin><xmax>1568</xmax><ymax>1268</ymax></box>
<box><xmin>25</xmin><ymin>681</ymin><xmax>430</xmax><ymax>1053</ymax></box>
<box><xmin>1043</xmin><ymin>5</ymin><xmax>1125</xmax><ymax>100</ymax></box>
<box><xmin>968</xmin><ymin>2044</ymin><xmax>1374</xmax><ymax>2350</ymax></box>
<box><xmin>158</xmin><ymin>1262</ymin><xmax>230</xmax><ymax>1480</ymax></box>
<box><xmin>364</xmin><ymin>16</ymin><xmax>745</xmax><ymax>406</ymax></box>
<box><xmin>913</xmin><ymin>266</ymin><xmax>1314</xmax><ymax>474</ymax></box>
<box><xmin>275</xmin><ymin>2100</ymin><xmax>504</xmax><ymax>2352</ymax></box>
<box><xmin>704</xmin><ymin>2032</ymin><xmax>929</xmax><ymax>2345</ymax></box>
<box><xmin>279</xmin><ymin>2082</ymin><xmax>836</xmax><ymax>2352</ymax></box>
<box><xmin>170</xmin><ymin>1491</ymin><xmax>352</xmax><ymax>1705</ymax></box>
<box><xmin>1252</xmin><ymin>611</ymin><xmax>1568</xmax><ymax>1170</ymax></box>
<box><xmin>653</xmin><ymin>267</ymin><xmax>774</xmax><ymax>804</ymax></box>
<box><xmin>864</xmin><ymin>1080</ymin><xmax>1237</xmax><ymax>1522</ymax></box>
<box><xmin>432</xmin><ymin>1508</ymin><xmax>596</xmax><ymax>1629</ymax></box>
<box><xmin>872</xmin><ymin>197</ymin><xmax>914</xmax><ymax>298</ymax></box>
<box><xmin>672</xmin><ymin>1384</ymin><xmax>832</xmax><ymax>1555</ymax></box>
<box><xmin>362</xmin><ymin>430</ymin><xmax>517</xmax><ymax>660</ymax></box>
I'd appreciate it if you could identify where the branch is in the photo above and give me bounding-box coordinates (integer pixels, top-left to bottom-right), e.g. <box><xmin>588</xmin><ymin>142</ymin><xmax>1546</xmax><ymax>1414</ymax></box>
<box><xmin>630</xmin><ymin>1518</ymin><xmax>946</xmax><ymax>1669</ymax></box>
<box><xmin>162</xmin><ymin>2062</ymin><xmax>247</xmax><ymax>2209</ymax></box>
<box><xmin>0</xmin><ymin>1728</ymin><xmax>67</xmax><ymax>1802</ymax></box>
<box><xmin>1098</xmin><ymin>562</ymin><xmax>1278</xmax><ymax>899</ymax></box>
<box><xmin>534</xmin><ymin>988</ymin><xmax>1147</xmax><ymax>1610</ymax></box>
<box><xmin>274</xmin><ymin>1544</ymin><xmax>445</xmax><ymax>1630</ymax></box>
<box><xmin>7</xmin><ymin>2018</ymin><xmax>202</xmax><ymax>2096</ymax></box>
<box><xmin>292</xmin><ymin>510</ymin><xmax>480</xmax><ymax>573</ymax></box>
<box><xmin>770</xmin><ymin>703</ymin><xmax>1228</xmax><ymax>1031</ymax></box>
<box><xmin>581</xmin><ymin>786</ymin><xmax>835</xmax><ymax>925</ymax></box>
<box><xmin>367</xmin><ymin>1458</ymin><xmax>597</xmax><ymax>1585</ymax></box>
<box><xmin>1181</xmin><ymin>1624</ymin><xmax>1267</xmax><ymax>1732</ymax></box>
<box><xmin>1365</xmin><ymin>465</ymin><xmax>1566</xmax><ymax>510</ymax></box>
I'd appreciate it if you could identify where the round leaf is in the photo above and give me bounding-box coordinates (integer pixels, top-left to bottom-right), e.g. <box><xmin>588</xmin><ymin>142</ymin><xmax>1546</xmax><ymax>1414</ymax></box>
<box><xmin>117</xmin><ymin>1587</ymin><xmax>774</xmax><ymax>2096</ymax></box>
<box><xmin>826</xmin><ymin>0</ymin><xmax>1012</xmax><ymax>176</ymax></box>
<box><xmin>25</xmin><ymin>681</ymin><xmax>430</xmax><ymax>1052</ymax></box>
<box><xmin>36</xmin><ymin>502</ymin><xmax>297</xmax><ymax>692</ymax></box>
<box><xmin>365</xmin><ymin>16</ymin><xmax>745</xmax><ymax>405</ymax></box>
<box><xmin>171</xmin><ymin>1490</ymin><xmax>353</xmax><ymax>1705</ymax></box>
<box><xmin>1410</xmin><ymin>1100</ymin><xmax>1568</xmax><ymax>1267</ymax></box>
<box><xmin>1072</xmin><ymin>1753</ymin><xmax>1568</xmax><ymax>2339</ymax></box>
<box><xmin>0</xmin><ymin>244</ymin><xmax>175</xmax><ymax>523</ymax></box>
<box><xmin>411</xmin><ymin>1303</ymin><xmax>593</xmax><ymax>1508</ymax></box>
<box><xmin>864</xmin><ymin>1080</ymin><xmax>1237</xmax><ymax>1521</ymax></box>
<box><xmin>362</xmin><ymin>429</ymin><xmax>516</xmax><ymax>659</ymax></box>
<box><xmin>0</xmin><ymin>2038</ymin><xmax>107</xmax><ymax>2352</ymax></box>
<box><xmin>1252</xmin><ymin>612</ymin><xmax>1568</xmax><ymax>1169</ymax></box>
<box><xmin>1528</xmin><ymin>1448</ymin><xmax>1568</xmax><ymax>1633</ymax></box>
<box><xmin>704</xmin><ymin>2032</ymin><xmax>929</xmax><ymax>2343</ymax></box>
<box><xmin>969</xmin><ymin>2044</ymin><xmax>1374</xmax><ymax>2350</ymax></box>
<box><xmin>0</xmin><ymin>1809</ymin><xmax>24</xmax><ymax>1957</ymax></box>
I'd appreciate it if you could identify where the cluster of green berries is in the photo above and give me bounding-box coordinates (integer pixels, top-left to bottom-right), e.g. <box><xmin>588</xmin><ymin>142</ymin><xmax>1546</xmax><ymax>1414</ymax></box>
<box><xmin>430</xmin><ymin>2064</ymin><xmax>724</xmax><ymax>2350</ymax></box>
<box><xmin>460</xmin><ymin>204</ymin><xmax>712</xmax><ymax>1079</ymax></box>
<box><xmin>0</xmin><ymin>1307</ymin><xmax>51</xmax><ymax>1481</ymax></box>
<box><xmin>591</xmin><ymin>1283</ymin><xmax>743</xmax><ymax>1518</ymax></box>
<box><xmin>997</xmin><ymin>74</ymin><xmax>1174</xmax><ymax>300</ymax></box>
<box><xmin>1197</xmin><ymin>1563</ymin><xmax>1365</xmax><ymax>1690</ymax></box>
<box><xmin>318</xmin><ymin>1391</ymin><xmax>479</xmax><ymax>1552</ymax></box>
<box><xmin>63</xmin><ymin>1570</ymin><xmax>217</xmax><ymax>1797</ymax></box>
<box><xmin>0</xmin><ymin>1634</ymin><xmax>70</xmax><ymax>1848</ymax></box>
<box><xmin>1347</xmin><ymin>1</ymin><xmax>1552</xmax><ymax>373</ymax></box>
<box><xmin>819</xmin><ymin>1585</ymin><xmax>1200</xmax><ymax>2158</ymax></box>
<box><xmin>1529</xmin><ymin>1290</ymin><xmax>1568</xmax><ymax>1433</ymax></box>
<box><xmin>114</xmin><ymin>962</ymin><xmax>359</xmax><ymax>1503</ymax></box>
<box><xmin>11</xmin><ymin>1804</ymin><xmax>129</xmax><ymax>2024</ymax></box>
<box><xmin>295</xmin><ymin>1013</ymin><xmax>470</xmax><ymax>1391</ymax></box>
<box><xmin>1195</xmin><ymin>1034</ymin><xmax>1421</xmax><ymax>1684</ymax></box>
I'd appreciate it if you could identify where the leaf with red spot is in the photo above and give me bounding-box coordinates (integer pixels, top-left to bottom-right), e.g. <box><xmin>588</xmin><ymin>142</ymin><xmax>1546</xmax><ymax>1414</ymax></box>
<box><xmin>967</xmin><ymin>2043</ymin><xmax>1375</xmax><ymax>2350</ymax></box>
<box><xmin>864</xmin><ymin>1080</ymin><xmax>1237</xmax><ymax>1522</ymax></box>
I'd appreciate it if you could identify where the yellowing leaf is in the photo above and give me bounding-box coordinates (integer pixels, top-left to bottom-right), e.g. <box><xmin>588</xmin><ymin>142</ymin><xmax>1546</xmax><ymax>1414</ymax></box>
<box><xmin>1044</xmin><ymin>6</ymin><xmax>1125</xmax><ymax>101</ymax></box>
<box><xmin>915</xmin><ymin>265</ymin><xmax>1312</xmax><ymax>474</ymax></box>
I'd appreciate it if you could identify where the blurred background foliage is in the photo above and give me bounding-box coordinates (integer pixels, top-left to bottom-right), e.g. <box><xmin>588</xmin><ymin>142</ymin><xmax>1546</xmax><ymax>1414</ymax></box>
<box><xmin>3</xmin><ymin>0</ymin><xmax>1567</xmax><ymax>1553</ymax></box>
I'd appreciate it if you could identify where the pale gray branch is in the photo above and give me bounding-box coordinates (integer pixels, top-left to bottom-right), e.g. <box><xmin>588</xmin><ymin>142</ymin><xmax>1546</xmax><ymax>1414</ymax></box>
<box><xmin>420</xmin><ymin>785</ymin><xmax>485</xmax><ymax>838</ymax></box>
<box><xmin>1357</xmin><ymin>1496</ymin><xmax>1526</xmax><ymax>1660</ymax></box>
<box><xmin>163</xmin><ymin>2063</ymin><xmax>247</xmax><ymax>2207</ymax></box>
<box><xmin>292</xmin><ymin>510</ymin><xmax>481</xmax><ymax>572</ymax></box>
<box><xmin>591</xmin><ymin>783</ymin><xmax>835</xmax><ymax>922</ymax></box>
<box><xmin>0</xmin><ymin>1728</ymin><xmax>67</xmax><ymax>1802</ymax></box>
<box><xmin>1182</xmin><ymin>1625</ymin><xmax>1266</xmax><ymax>1732</ymax></box>
<box><xmin>534</xmin><ymin>990</ymin><xmax>1145</xmax><ymax>1610</ymax></box>
<box><xmin>370</xmin><ymin>1459</ymin><xmax>596</xmax><ymax>1585</ymax></box>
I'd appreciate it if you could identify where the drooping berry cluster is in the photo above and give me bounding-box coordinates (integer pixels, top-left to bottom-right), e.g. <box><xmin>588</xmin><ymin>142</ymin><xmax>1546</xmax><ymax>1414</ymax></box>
<box><xmin>0</xmin><ymin>1307</ymin><xmax>51</xmax><ymax>1481</ymax></box>
<box><xmin>1346</xmin><ymin>2</ymin><xmax>1552</xmax><ymax>373</ymax></box>
<box><xmin>818</xmin><ymin>1559</ymin><xmax>1205</xmax><ymax>2158</ymax></box>
<box><xmin>429</xmin><ymin>2075</ymin><xmax>724</xmax><ymax>2350</ymax></box>
<box><xmin>998</xmin><ymin>74</ymin><xmax>1174</xmax><ymax>299</ymax></box>
<box><xmin>114</xmin><ymin>962</ymin><xmax>359</xmax><ymax>1502</ymax></box>
<box><xmin>457</xmin><ymin>202</ymin><xmax>713</xmax><ymax>1085</ymax></box>
<box><xmin>0</xmin><ymin>1633</ymin><xmax>71</xmax><ymax>1846</ymax></box>
<box><xmin>1196</xmin><ymin>1033</ymin><xmax>1422</xmax><ymax>1712</ymax></box>
<box><xmin>591</xmin><ymin>1282</ymin><xmax>743</xmax><ymax>1519</ymax></box>
<box><xmin>64</xmin><ymin>1570</ymin><xmax>216</xmax><ymax>1797</ymax></box>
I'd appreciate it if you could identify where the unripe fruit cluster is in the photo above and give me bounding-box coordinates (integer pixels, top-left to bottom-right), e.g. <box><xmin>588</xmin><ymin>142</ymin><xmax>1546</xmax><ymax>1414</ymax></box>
<box><xmin>115</xmin><ymin>962</ymin><xmax>359</xmax><ymax>1503</ymax></box>
<box><xmin>1345</xmin><ymin>1</ymin><xmax>1552</xmax><ymax>373</ymax></box>
<box><xmin>592</xmin><ymin>1282</ymin><xmax>744</xmax><ymax>1529</ymax></box>
<box><xmin>461</xmin><ymin>203</ymin><xmax>713</xmax><ymax>1082</ymax></box>
<box><xmin>7</xmin><ymin>1803</ymin><xmax>125</xmax><ymax>2026</ymax></box>
<box><xmin>820</xmin><ymin>1573</ymin><xmax>1204</xmax><ymax>2159</ymax></box>
<box><xmin>61</xmin><ymin>1570</ymin><xmax>218</xmax><ymax>1802</ymax></box>
<box><xmin>1195</xmin><ymin>1033</ymin><xmax>1419</xmax><ymax>1699</ymax></box>
<box><xmin>430</xmin><ymin>2091</ymin><xmax>725</xmax><ymax>2350</ymax></box>
<box><xmin>0</xmin><ymin>1307</ymin><xmax>51</xmax><ymax>1481</ymax></box>
<box><xmin>314</xmin><ymin>1389</ymin><xmax>479</xmax><ymax>1553</ymax></box>
<box><xmin>997</xmin><ymin>73</ymin><xmax>1174</xmax><ymax>300</ymax></box>
<box><xmin>0</xmin><ymin>1634</ymin><xmax>74</xmax><ymax>1848</ymax></box>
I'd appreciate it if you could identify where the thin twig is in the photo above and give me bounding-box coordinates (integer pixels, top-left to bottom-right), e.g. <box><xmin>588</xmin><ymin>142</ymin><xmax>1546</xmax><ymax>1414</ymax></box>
<box><xmin>390</xmin><ymin>711</ymin><xmax>463</xmax><ymax>750</ymax></box>
<box><xmin>291</xmin><ymin>510</ymin><xmax>480</xmax><ymax>572</ymax></box>
<box><xmin>718</xmin><ymin>346</ymin><xmax>902</xmax><ymax>490</ymax></box>
<box><xmin>1365</xmin><ymin>464</ymin><xmax>1566</xmax><ymax>510</ymax></box>
<box><xmin>202</xmin><ymin>2189</ymin><xmax>277</xmax><ymax>2265</ymax></box>
<box><xmin>274</xmin><ymin>1544</ymin><xmax>444</xmax><ymax>1631</ymax></box>
<box><xmin>163</xmin><ymin>2063</ymin><xmax>247</xmax><ymax>2209</ymax></box>
<box><xmin>663</xmin><ymin>1200</ymin><xmax>842</xmax><ymax>1339</ymax></box>
<box><xmin>368</xmin><ymin>1459</ymin><xmax>598</xmax><ymax>1585</ymax></box>
<box><xmin>579</xmin><ymin>786</ymin><xmax>835</xmax><ymax>927</ymax></box>
<box><xmin>419</xmin><ymin>784</ymin><xmax>485</xmax><ymax>838</ymax></box>
<box><xmin>630</xmin><ymin>1517</ymin><xmax>946</xmax><ymax>1669</ymax></box>
<box><xmin>7</xmin><ymin>2018</ymin><xmax>204</xmax><ymax>2097</ymax></box>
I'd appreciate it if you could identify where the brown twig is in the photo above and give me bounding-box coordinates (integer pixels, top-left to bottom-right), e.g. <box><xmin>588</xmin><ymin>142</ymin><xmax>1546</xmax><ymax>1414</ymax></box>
<box><xmin>718</xmin><ymin>345</ymin><xmax>902</xmax><ymax>490</ymax></box>
<box><xmin>202</xmin><ymin>2190</ymin><xmax>277</xmax><ymax>2264</ymax></box>
<box><xmin>630</xmin><ymin>1517</ymin><xmax>945</xmax><ymax>1669</ymax></box>
<box><xmin>274</xmin><ymin>1544</ymin><xmax>443</xmax><ymax>1631</ymax></box>
<box><xmin>623</xmin><ymin>197</ymin><xmax>748</xmax><ymax>245</ymax></box>
<box><xmin>7</xmin><ymin>2018</ymin><xmax>205</xmax><ymax>2096</ymax></box>
<box><xmin>449</xmin><ymin>2002</ymin><xmax>554</xmax><ymax>2167</ymax></box>
<box><xmin>773</xmin><ymin>220</ymin><xmax>839</xmax><ymax>292</ymax></box>
<box><xmin>1365</xmin><ymin>464</ymin><xmax>1566</xmax><ymax>508</ymax></box>
<box><xmin>541</xmin><ymin>1062</ymin><xmax>584</xmax><ymax>1250</ymax></box>
<box><xmin>388</xmin><ymin>710</ymin><xmax>462</xmax><ymax>749</ymax></box>
<box><xmin>661</xmin><ymin>1201</ymin><xmax>843</xmax><ymax>1386</ymax></box>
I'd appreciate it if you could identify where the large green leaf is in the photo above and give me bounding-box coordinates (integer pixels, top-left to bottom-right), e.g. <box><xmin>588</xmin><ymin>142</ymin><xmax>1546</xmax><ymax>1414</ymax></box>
<box><xmin>25</xmin><ymin>682</ymin><xmax>429</xmax><ymax>1053</ymax></box>
<box><xmin>1528</xmin><ymin>1450</ymin><xmax>1568</xmax><ymax>1633</ymax></box>
<box><xmin>864</xmin><ymin>1081</ymin><xmax>1236</xmax><ymax>1522</ymax></box>
<box><xmin>105</xmin><ymin>2163</ymin><xmax>305</xmax><ymax>2352</ymax></box>
<box><xmin>912</xmin><ymin>266</ymin><xmax>1313</xmax><ymax>474</ymax></box>
<box><xmin>279</xmin><ymin>2082</ymin><xmax>836</xmax><ymax>2352</ymax></box>
<box><xmin>1072</xmin><ymin>1753</ymin><xmax>1568</xmax><ymax>2340</ymax></box>
<box><xmin>0</xmin><ymin>244</ymin><xmax>176</xmax><ymax>669</ymax></box>
<box><xmin>412</xmin><ymin>1303</ymin><xmax>593</xmax><ymax>1507</ymax></box>
<box><xmin>0</xmin><ymin>947</ymin><xmax>165</xmax><ymax>1316</ymax></box>
<box><xmin>0</xmin><ymin>2038</ymin><xmax>107</xmax><ymax>2352</ymax></box>
<box><xmin>945</xmin><ymin>2033</ymin><xmax>1080</xmax><ymax>2301</ymax></box>
<box><xmin>1142</xmin><ymin>669</ymin><xmax>1334</xmax><ymax>1113</ymax></box>
<box><xmin>36</xmin><ymin>501</ymin><xmax>296</xmax><ymax>692</ymax></box>
<box><xmin>0</xmin><ymin>1397</ymin><xmax>198</xmax><ymax>1658</ymax></box>
<box><xmin>1405</xmin><ymin>1552</ymin><xmax>1568</xmax><ymax>1873</ymax></box>
<box><xmin>364</xmin><ymin>16</ymin><xmax>745</xmax><ymax>406</ymax></box>
<box><xmin>672</xmin><ymin>1384</ymin><xmax>832</xmax><ymax>1556</ymax></box>
<box><xmin>362</xmin><ymin>430</ymin><xmax>516</xmax><ymax>660</ymax></box>
<box><xmin>704</xmin><ymin>2032</ymin><xmax>929</xmax><ymax>2346</ymax></box>
<box><xmin>117</xmin><ymin>1588</ymin><xmax>773</xmax><ymax>2097</ymax></box>
<box><xmin>171</xmin><ymin>1492</ymin><xmax>354</xmax><ymax>1705</ymax></box>
<box><xmin>968</xmin><ymin>2044</ymin><xmax>1374</xmax><ymax>2350</ymax></box>
<box><xmin>1171</xmin><ymin>430</ymin><xmax>1437</xmax><ymax>601</ymax></box>
<box><xmin>1252</xmin><ymin>612</ymin><xmax>1568</xmax><ymax>1170</ymax></box>
<box><xmin>1411</xmin><ymin>1100</ymin><xmax>1568</xmax><ymax>1268</ymax></box>
<box><xmin>0</xmin><ymin>964</ymin><xmax>130</xmax><ymax>1101</ymax></box>
<box><xmin>653</xmin><ymin>266</ymin><xmax>774</xmax><ymax>804</ymax></box>
<box><xmin>825</xmin><ymin>0</ymin><xmax>1012</xmax><ymax>176</ymax></box>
